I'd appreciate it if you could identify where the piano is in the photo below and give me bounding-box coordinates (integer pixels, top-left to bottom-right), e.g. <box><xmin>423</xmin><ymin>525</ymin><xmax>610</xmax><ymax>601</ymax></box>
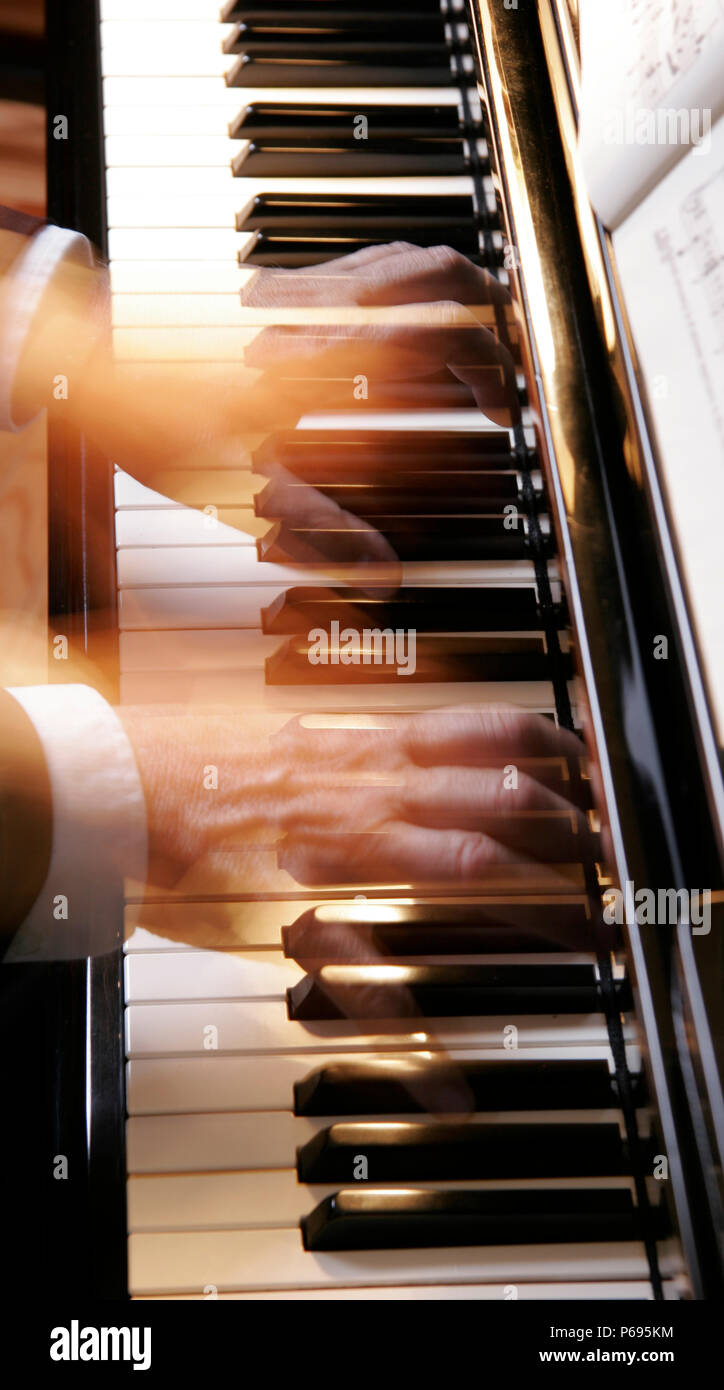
<box><xmin>5</xmin><ymin>0</ymin><xmax>721</xmax><ymax>1302</ymax></box>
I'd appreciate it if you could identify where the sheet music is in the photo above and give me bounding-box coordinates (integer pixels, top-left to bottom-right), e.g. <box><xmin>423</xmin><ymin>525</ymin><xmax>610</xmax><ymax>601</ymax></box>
<box><xmin>625</xmin><ymin>0</ymin><xmax>724</xmax><ymax>108</ymax></box>
<box><xmin>579</xmin><ymin>0</ymin><xmax>724</xmax><ymax>227</ymax></box>
<box><xmin>613</xmin><ymin>115</ymin><xmax>724</xmax><ymax>744</ymax></box>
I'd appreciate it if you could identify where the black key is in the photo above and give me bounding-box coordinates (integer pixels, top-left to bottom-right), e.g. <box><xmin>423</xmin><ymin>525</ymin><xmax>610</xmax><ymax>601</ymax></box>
<box><xmin>226</xmin><ymin>49</ymin><xmax>454</xmax><ymax>88</ymax></box>
<box><xmin>258</xmin><ymin>382</ymin><xmax>482</xmax><ymax>411</ymax></box>
<box><xmin>252</xmin><ymin>431</ymin><xmax>519</xmax><ymax>479</ymax></box>
<box><xmin>237</xmin><ymin>191</ymin><xmax>483</xmax><ymax>234</ymax></box>
<box><xmin>286</xmin><ymin>963</ymin><xmax>620</xmax><ymax>1019</ymax></box>
<box><xmin>234</xmin><ymin>139</ymin><xmax>470</xmax><ymax>179</ymax></box>
<box><xmin>301</xmin><ymin>1188</ymin><xmax>656</xmax><ymax>1251</ymax></box>
<box><xmin>296</xmin><ymin>1120</ymin><xmax>634</xmax><ymax>1182</ymax></box>
<box><xmin>261</xmin><ymin>585</ymin><xmax>541</xmax><ymax>634</ymax></box>
<box><xmin>223</xmin><ymin>0</ymin><xmax>447</xmax><ymax>19</ymax></box>
<box><xmin>273</xmin><ymin>244</ymin><xmax>503</xmax><ymax>270</ymax></box>
<box><xmin>258</xmin><ymin>517</ymin><xmax>536</xmax><ymax>563</ymax></box>
<box><xmin>266</xmin><ymin>633</ymin><xmax>555</xmax><ymax>684</ymax></box>
<box><xmin>240</xmin><ymin>231</ymin><xmax>481</xmax><ymax>265</ymax></box>
<box><xmin>222</xmin><ymin>0</ymin><xmax>447</xmax><ymax>17</ymax></box>
<box><xmin>293</xmin><ymin>1057</ymin><xmax>637</xmax><ymax>1115</ymax></box>
<box><xmin>229</xmin><ymin>102</ymin><xmax>466</xmax><ymax>141</ymax></box>
<box><xmin>255</xmin><ymin>474</ymin><xmax>519</xmax><ymax>517</ymax></box>
<box><xmin>282</xmin><ymin>901</ymin><xmax>599</xmax><ymax>961</ymax></box>
<box><xmin>223</xmin><ymin>20</ymin><xmax>449</xmax><ymax>53</ymax></box>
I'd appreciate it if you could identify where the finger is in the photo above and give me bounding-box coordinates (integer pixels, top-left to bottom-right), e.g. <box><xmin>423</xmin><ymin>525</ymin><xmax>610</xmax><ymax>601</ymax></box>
<box><xmin>256</xmin><ymin>459</ymin><xmax>399</xmax><ymax>557</ymax></box>
<box><xmin>277</xmin><ymin>760</ymin><xmax>591</xmax><ymax>841</ymax></box>
<box><xmin>294</xmin><ymin>242</ymin><xmax>412</xmax><ymax>274</ymax></box>
<box><xmin>244</xmin><ymin>307</ymin><xmax>513</xmax><ymax>371</ymax></box>
<box><xmin>273</xmin><ymin>710</ymin><xmax>587</xmax><ymax>779</ymax></box>
<box><xmin>449</xmin><ymin>338</ymin><xmax>521</xmax><ymax>427</ymax></box>
<box><xmin>241</xmin><ymin>244</ymin><xmax>513</xmax><ymax>315</ymax></box>
<box><xmin>239</xmin><ymin>243</ymin><xmax>405</xmax><ymax>309</ymax></box>
<box><xmin>400</xmin><ymin>766</ymin><xmax>596</xmax><ymax>860</ymax></box>
<box><xmin>278</xmin><ymin>821</ymin><xmax>580</xmax><ymax>889</ymax></box>
<box><xmin>260</xmin><ymin>512</ymin><xmax>399</xmax><ymax>571</ymax></box>
<box><xmin>239</xmin><ymin>242</ymin><xmax>468</xmax><ymax>309</ymax></box>
<box><xmin>243</xmin><ymin>307</ymin><xmax>519</xmax><ymax>426</ymax></box>
<box><xmin>401</xmin><ymin>709</ymin><xmax>587</xmax><ymax>766</ymax></box>
<box><xmin>355</xmin><ymin>244</ymin><xmax>512</xmax><ymax>308</ymax></box>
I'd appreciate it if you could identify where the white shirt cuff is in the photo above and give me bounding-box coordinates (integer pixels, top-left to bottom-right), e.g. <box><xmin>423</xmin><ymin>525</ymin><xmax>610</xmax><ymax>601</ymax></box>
<box><xmin>0</xmin><ymin>225</ymin><xmax>96</xmax><ymax>433</ymax></box>
<box><xmin>3</xmin><ymin>684</ymin><xmax>147</xmax><ymax>961</ymax></box>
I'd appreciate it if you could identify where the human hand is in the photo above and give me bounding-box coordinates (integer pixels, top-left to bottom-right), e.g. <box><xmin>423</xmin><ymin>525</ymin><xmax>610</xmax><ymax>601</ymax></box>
<box><xmin>119</xmin><ymin>704</ymin><xmax>591</xmax><ymax>895</ymax></box>
<box><xmin>240</xmin><ymin>242</ymin><xmax>521</xmax><ymax>427</ymax></box>
<box><xmin>119</xmin><ymin>704</ymin><xmax>593</xmax><ymax>1112</ymax></box>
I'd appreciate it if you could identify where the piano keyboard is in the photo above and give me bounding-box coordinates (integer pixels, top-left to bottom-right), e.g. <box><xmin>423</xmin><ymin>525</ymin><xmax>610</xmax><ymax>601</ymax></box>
<box><xmin>101</xmin><ymin>0</ymin><xmax>676</xmax><ymax>1299</ymax></box>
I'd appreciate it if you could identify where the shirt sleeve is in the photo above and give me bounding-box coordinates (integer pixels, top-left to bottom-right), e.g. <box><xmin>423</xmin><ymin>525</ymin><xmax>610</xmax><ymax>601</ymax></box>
<box><xmin>2</xmin><ymin>684</ymin><xmax>147</xmax><ymax>961</ymax></box>
<box><xmin>0</xmin><ymin>222</ymin><xmax>99</xmax><ymax>433</ymax></box>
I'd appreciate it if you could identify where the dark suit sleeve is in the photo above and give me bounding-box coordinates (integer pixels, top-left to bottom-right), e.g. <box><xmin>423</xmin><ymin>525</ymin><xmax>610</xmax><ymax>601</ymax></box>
<box><xmin>0</xmin><ymin>689</ymin><xmax>52</xmax><ymax>955</ymax></box>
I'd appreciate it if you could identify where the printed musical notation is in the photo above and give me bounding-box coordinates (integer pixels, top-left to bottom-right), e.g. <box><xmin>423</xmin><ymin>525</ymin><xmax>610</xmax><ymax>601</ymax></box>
<box><xmin>626</xmin><ymin>0</ymin><xmax>724</xmax><ymax>107</ymax></box>
<box><xmin>651</xmin><ymin>153</ymin><xmax>724</xmax><ymax>440</ymax></box>
<box><xmin>679</xmin><ymin>168</ymin><xmax>724</xmax><ymax>360</ymax></box>
<box><xmin>612</xmin><ymin>119</ymin><xmax>724</xmax><ymax>740</ymax></box>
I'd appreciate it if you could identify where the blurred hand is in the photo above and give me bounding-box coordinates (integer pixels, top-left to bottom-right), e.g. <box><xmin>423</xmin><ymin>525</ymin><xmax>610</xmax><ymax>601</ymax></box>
<box><xmin>118</xmin><ymin>704</ymin><xmax>590</xmax><ymax>893</ymax></box>
<box><xmin>9</xmin><ymin>240</ymin><xmax>520</xmax><ymax>576</ymax></box>
<box><xmin>240</xmin><ymin>242</ymin><xmax>521</xmax><ymax>427</ymax></box>
<box><xmin>118</xmin><ymin>703</ymin><xmax>593</xmax><ymax>1107</ymax></box>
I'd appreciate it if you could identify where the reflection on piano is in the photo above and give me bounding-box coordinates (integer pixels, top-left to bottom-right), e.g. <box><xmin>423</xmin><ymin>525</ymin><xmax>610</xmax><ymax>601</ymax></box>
<box><xmin>8</xmin><ymin>0</ymin><xmax>722</xmax><ymax>1301</ymax></box>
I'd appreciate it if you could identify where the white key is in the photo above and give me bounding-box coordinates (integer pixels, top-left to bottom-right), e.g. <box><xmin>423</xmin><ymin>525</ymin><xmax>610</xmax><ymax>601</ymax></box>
<box><xmin>124</xmin><ymin>897</ymin><xmax>319</xmax><ymax>951</ymax></box>
<box><xmin>103</xmin><ymin>75</ymin><xmax>241</xmax><ymax>109</ymax></box>
<box><xmin>115</xmin><ymin>508</ymin><xmax>263</xmax><ymax>545</ymax></box>
<box><xmin>111</xmin><ymin>260</ymin><xmax>249</xmax><ymax>292</ymax></box>
<box><xmin>107</xmin><ymin>179</ymin><xmax>475</xmax><ymax>231</ymax></box>
<box><xmin>123</xmin><ymin>853</ymin><xmax>582</xmax><ymax>902</ymax></box>
<box><xmin>103</xmin><ymin>76</ymin><xmax>465</xmax><ymax>109</ymax></box>
<box><xmin>109</xmin><ymin>228</ymin><xmax>242</xmax><ymax>259</ymax></box>
<box><xmin>117</xmin><ymin>585</ymin><xmax>541</xmax><ymax>631</ymax></box>
<box><xmin>136</xmin><ymin>1281</ymin><xmax>658</xmax><ymax>1300</ymax></box>
<box><xmin>115</xmin><ymin>312</ymin><xmax>493</xmax><ymax>355</ymax></box>
<box><xmin>122</xmin><ymin>894</ymin><xmax>595</xmax><ymax>952</ymax></box>
<box><xmin>125</xmin><ymin>948</ymin><xmax>595</xmax><ymax>1004</ymax></box>
<box><xmin>125</xmin><ymin>999</ymin><xmax>619</xmax><ymax>1057</ymax></box>
<box><xmin>126</xmin><ymin>1045</ymin><xmax>622</xmax><ymax>1114</ymax></box>
<box><xmin>106</xmin><ymin>165</ymin><xmax>477</xmax><ymax>198</ymax></box>
<box><xmin>105</xmin><ymin>135</ymin><xmax>244</xmax><ymax>167</ymax></box>
<box><xmin>124</xmin><ymin>948</ymin><xmax>303</xmax><ymax>1002</ymax></box>
<box><xmin>127</xmin><ymin>1170</ymin><xmax>334</xmax><ymax>1230</ymax></box>
<box><xmin>128</xmin><ymin>1227</ymin><xmax>652</xmax><ymax>1294</ymax></box>
<box><xmin>119</xmin><ymin>585</ymin><xmax>287</xmax><ymax>630</ymax></box>
<box><xmin>128</xmin><ymin>1050</ymin><xmax>382</xmax><ymax>1114</ymax></box>
<box><xmin>114</xmin><ymin>291</ymin><xmax>477</xmax><ymax>327</ymax></box>
<box><xmin>108</xmin><ymin>168</ymin><xmax>247</xmax><ymax>198</ymax></box>
<box><xmin>114</xmin><ymin>471</ymin><xmax>261</xmax><ymax>507</ymax></box>
<box><xmin>101</xmin><ymin>0</ymin><xmax>226</xmax><ymax>20</ymax></box>
<box><xmin>127</xmin><ymin>1109</ymin><xmax>624</xmax><ymax>1174</ymax></box>
<box><xmin>117</xmin><ymin>547</ymin><xmax>538</xmax><ymax>587</ymax></box>
<box><xmin>119</xmin><ymin>627</ymin><xmax>543</xmax><ymax>671</ymax></box>
<box><xmin>100</xmin><ymin>22</ymin><xmax>235</xmax><ymax>78</ymax></box>
<box><xmin>119</xmin><ymin>668</ymin><xmax>560</xmax><ymax>711</ymax></box>
<box><xmin>127</xmin><ymin>1169</ymin><xmax>634</xmax><ymax>1232</ymax></box>
<box><xmin>101</xmin><ymin>93</ymin><xmax>464</xmax><ymax>140</ymax></box>
<box><xmin>127</xmin><ymin>1111</ymin><xmax>326</xmax><ymax>1171</ymax></box>
<box><xmin>114</xmin><ymin>292</ymin><xmax>513</xmax><ymax>328</ymax></box>
<box><xmin>119</xmin><ymin>627</ymin><xmax>279</xmax><ymax>668</ymax></box>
